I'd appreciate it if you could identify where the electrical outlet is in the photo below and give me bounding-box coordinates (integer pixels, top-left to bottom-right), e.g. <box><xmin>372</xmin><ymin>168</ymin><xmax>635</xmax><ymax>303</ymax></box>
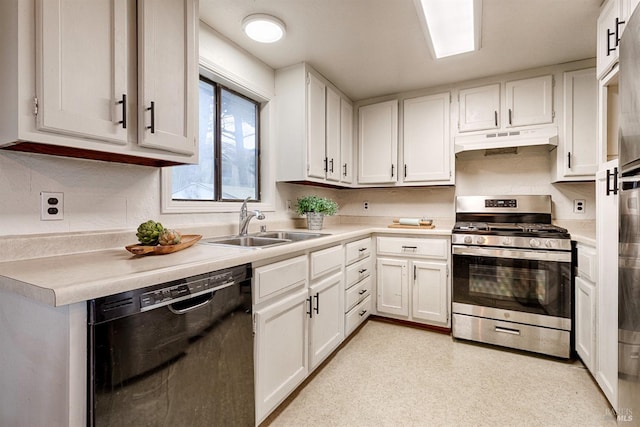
<box><xmin>573</xmin><ymin>199</ymin><xmax>585</xmax><ymax>214</ymax></box>
<box><xmin>286</xmin><ymin>199</ymin><xmax>292</xmax><ymax>211</ymax></box>
<box><xmin>363</xmin><ymin>201</ymin><xmax>369</xmax><ymax>210</ymax></box>
<box><xmin>41</xmin><ymin>192</ymin><xmax>64</xmax><ymax>220</ymax></box>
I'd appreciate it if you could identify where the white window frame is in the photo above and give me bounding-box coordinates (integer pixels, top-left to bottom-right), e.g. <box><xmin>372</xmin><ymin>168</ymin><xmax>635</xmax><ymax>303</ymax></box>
<box><xmin>161</xmin><ymin>66</ymin><xmax>275</xmax><ymax>213</ymax></box>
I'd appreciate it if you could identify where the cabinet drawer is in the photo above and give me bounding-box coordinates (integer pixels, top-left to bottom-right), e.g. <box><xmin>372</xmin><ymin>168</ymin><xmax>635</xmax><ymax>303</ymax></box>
<box><xmin>345</xmin><ymin>257</ymin><xmax>372</xmax><ymax>289</ymax></box>
<box><xmin>310</xmin><ymin>245</ymin><xmax>344</xmax><ymax>280</ymax></box>
<box><xmin>345</xmin><ymin>238</ymin><xmax>372</xmax><ymax>265</ymax></box>
<box><xmin>254</xmin><ymin>255</ymin><xmax>307</xmax><ymax>304</ymax></box>
<box><xmin>377</xmin><ymin>237</ymin><xmax>448</xmax><ymax>259</ymax></box>
<box><xmin>577</xmin><ymin>244</ymin><xmax>597</xmax><ymax>282</ymax></box>
<box><xmin>345</xmin><ymin>276</ymin><xmax>372</xmax><ymax>312</ymax></box>
<box><xmin>345</xmin><ymin>295</ymin><xmax>372</xmax><ymax>336</ymax></box>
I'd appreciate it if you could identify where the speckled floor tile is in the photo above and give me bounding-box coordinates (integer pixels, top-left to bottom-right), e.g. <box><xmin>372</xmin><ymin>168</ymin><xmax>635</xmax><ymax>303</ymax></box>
<box><xmin>266</xmin><ymin>319</ymin><xmax>616</xmax><ymax>427</ymax></box>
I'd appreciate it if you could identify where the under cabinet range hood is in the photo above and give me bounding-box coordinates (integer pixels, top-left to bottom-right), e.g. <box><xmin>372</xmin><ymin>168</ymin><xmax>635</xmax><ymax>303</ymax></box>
<box><xmin>454</xmin><ymin>126</ymin><xmax>558</xmax><ymax>154</ymax></box>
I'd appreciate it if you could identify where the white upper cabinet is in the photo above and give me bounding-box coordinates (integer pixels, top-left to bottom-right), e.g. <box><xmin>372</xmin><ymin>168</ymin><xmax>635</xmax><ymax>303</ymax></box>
<box><xmin>137</xmin><ymin>0</ymin><xmax>197</xmax><ymax>156</ymax></box>
<box><xmin>358</xmin><ymin>100</ymin><xmax>398</xmax><ymax>184</ymax></box>
<box><xmin>275</xmin><ymin>63</ymin><xmax>353</xmax><ymax>187</ymax></box>
<box><xmin>325</xmin><ymin>86</ymin><xmax>342</xmax><ymax>182</ymax></box>
<box><xmin>340</xmin><ymin>99</ymin><xmax>354</xmax><ymax>184</ymax></box>
<box><xmin>402</xmin><ymin>93</ymin><xmax>452</xmax><ymax>184</ymax></box>
<box><xmin>458</xmin><ymin>83</ymin><xmax>500</xmax><ymax>132</ymax></box>
<box><xmin>307</xmin><ymin>72</ymin><xmax>327</xmax><ymax>179</ymax></box>
<box><xmin>555</xmin><ymin>68</ymin><xmax>598</xmax><ymax>181</ymax></box>
<box><xmin>0</xmin><ymin>0</ymin><xmax>198</xmax><ymax>166</ymax></box>
<box><xmin>505</xmin><ymin>75</ymin><xmax>554</xmax><ymax>127</ymax></box>
<box><xmin>597</xmin><ymin>0</ymin><xmax>625</xmax><ymax>80</ymax></box>
<box><xmin>36</xmin><ymin>0</ymin><xmax>128</xmax><ymax>144</ymax></box>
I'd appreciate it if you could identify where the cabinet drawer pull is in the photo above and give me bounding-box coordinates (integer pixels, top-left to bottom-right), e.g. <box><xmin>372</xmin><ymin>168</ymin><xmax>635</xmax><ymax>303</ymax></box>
<box><xmin>508</xmin><ymin>108</ymin><xmax>512</xmax><ymax>125</ymax></box>
<box><xmin>401</xmin><ymin>245</ymin><xmax>417</xmax><ymax>250</ymax></box>
<box><xmin>391</xmin><ymin>164</ymin><xmax>395</xmax><ymax>178</ymax></box>
<box><xmin>306</xmin><ymin>296</ymin><xmax>313</xmax><ymax>318</ymax></box>
<box><xmin>358</xmin><ymin>247</ymin><xmax>367</xmax><ymax>252</ymax></box>
<box><xmin>404</xmin><ymin>164</ymin><xmax>407</xmax><ymax>178</ymax></box>
<box><xmin>358</xmin><ymin>289</ymin><xmax>367</xmax><ymax>295</ymax></box>
<box><xmin>117</xmin><ymin>93</ymin><xmax>127</xmax><ymax>129</ymax></box>
<box><xmin>567</xmin><ymin>151</ymin><xmax>571</xmax><ymax>169</ymax></box>
<box><xmin>329</xmin><ymin>158</ymin><xmax>334</xmax><ymax>173</ymax></box>
<box><xmin>358</xmin><ymin>309</ymin><xmax>368</xmax><ymax>317</ymax></box>
<box><xmin>495</xmin><ymin>326</ymin><xmax>520</xmax><ymax>335</ymax></box>
<box><xmin>146</xmin><ymin>101</ymin><xmax>155</xmax><ymax>134</ymax></box>
<box><xmin>358</xmin><ymin>268</ymin><xmax>367</xmax><ymax>274</ymax></box>
<box><xmin>343</xmin><ymin>163</ymin><xmax>348</xmax><ymax>177</ymax></box>
<box><xmin>313</xmin><ymin>292</ymin><xmax>320</xmax><ymax>315</ymax></box>
<box><xmin>494</xmin><ymin>110</ymin><xmax>498</xmax><ymax>127</ymax></box>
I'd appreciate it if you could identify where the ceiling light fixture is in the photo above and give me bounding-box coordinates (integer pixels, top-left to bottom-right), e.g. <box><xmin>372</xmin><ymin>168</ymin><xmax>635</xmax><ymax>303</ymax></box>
<box><xmin>242</xmin><ymin>14</ymin><xmax>286</xmax><ymax>43</ymax></box>
<box><xmin>414</xmin><ymin>0</ymin><xmax>482</xmax><ymax>59</ymax></box>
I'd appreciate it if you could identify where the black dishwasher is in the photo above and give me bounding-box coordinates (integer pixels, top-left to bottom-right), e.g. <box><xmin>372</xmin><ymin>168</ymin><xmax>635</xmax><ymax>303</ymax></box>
<box><xmin>87</xmin><ymin>264</ymin><xmax>254</xmax><ymax>427</ymax></box>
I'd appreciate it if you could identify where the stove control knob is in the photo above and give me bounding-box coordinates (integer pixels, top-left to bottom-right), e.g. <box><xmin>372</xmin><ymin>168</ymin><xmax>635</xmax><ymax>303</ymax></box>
<box><xmin>529</xmin><ymin>239</ymin><xmax>541</xmax><ymax>248</ymax></box>
<box><xmin>463</xmin><ymin>236</ymin><xmax>473</xmax><ymax>244</ymax></box>
<box><xmin>502</xmin><ymin>237</ymin><xmax>512</xmax><ymax>245</ymax></box>
<box><xmin>545</xmin><ymin>240</ymin><xmax>556</xmax><ymax>248</ymax></box>
<box><xmin>475</xmin><ymin>236</ymin><xmax>486</xmax><ymax>244</ymax></box>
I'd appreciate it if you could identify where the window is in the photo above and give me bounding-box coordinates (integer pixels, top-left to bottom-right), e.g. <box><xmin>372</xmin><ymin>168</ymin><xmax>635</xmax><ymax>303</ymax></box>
<box><xmin>171</xmin><ymin>76</ymin><xmax>260</xmax><ymax>202</ymax></box>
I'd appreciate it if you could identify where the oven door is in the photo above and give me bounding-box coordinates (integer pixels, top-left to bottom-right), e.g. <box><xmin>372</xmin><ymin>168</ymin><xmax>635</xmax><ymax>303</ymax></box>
<box><xmin>452</xmin><ymin>245</ymin><xmax>572</xmax><ymax>319</ymax></box>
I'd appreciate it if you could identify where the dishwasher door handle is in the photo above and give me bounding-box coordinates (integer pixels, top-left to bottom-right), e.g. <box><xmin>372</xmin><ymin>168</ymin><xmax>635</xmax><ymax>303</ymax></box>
<box><xmin>168</xmin><ymin>291</ymin><xmax>214</xmax><ymax>314</ymax></box>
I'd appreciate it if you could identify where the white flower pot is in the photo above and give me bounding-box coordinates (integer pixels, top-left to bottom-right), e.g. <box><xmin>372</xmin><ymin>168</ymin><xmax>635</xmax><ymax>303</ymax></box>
<box><xmin>306</xmin><ymin>212</ymin><xmax>324</xmax><ymax>230</ymax></box>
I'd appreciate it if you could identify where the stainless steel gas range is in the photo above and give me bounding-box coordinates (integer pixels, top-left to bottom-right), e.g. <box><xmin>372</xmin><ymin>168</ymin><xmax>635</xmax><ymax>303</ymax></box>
<box><xmin>451</xmin><ymin>195</ymin><xmax>573</xmax><ymax>358</ymax></box>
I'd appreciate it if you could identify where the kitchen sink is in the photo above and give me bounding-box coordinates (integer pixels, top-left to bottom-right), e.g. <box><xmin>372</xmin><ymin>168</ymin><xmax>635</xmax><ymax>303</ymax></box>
<box><xmin>200</xmin><ymin>231</ymin><xmax>329</xmax><ymax>248</ymax></box>
<box><xmin>254</xmin><ymin>231</ymin><xmax>328</xmax><ymax>241</ymax></box>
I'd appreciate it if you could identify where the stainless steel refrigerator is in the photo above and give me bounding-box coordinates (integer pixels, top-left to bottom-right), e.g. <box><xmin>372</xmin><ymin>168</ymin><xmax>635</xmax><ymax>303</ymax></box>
<box><xmin>618</xmin><ymin>6</ymin><xmax>640</xmax><ymax>423</ymax></box>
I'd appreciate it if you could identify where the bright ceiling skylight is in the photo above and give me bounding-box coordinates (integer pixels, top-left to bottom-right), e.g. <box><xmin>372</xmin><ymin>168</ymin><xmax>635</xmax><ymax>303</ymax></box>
<box><xmin>416</xmin><ymin>0</ymin><xmax>481</xmax><ymax>59</ymax></box>
<box><xmin>242</xmin><ymin>14</ymin><xmax>286</xmax><ymax>43</ymax></box>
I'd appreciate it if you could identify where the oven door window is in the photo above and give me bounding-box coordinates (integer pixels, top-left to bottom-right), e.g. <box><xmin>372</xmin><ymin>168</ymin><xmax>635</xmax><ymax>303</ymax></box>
<box><xmin>453</xmin><ymin>254</ymin><xmax>571</xmax><ymax>318</ymax></box>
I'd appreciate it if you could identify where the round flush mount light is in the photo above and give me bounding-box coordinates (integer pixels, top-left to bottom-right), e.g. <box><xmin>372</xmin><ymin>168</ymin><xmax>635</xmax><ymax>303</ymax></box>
<box><xmin>242</xmin><ymin>14</ymin><xmax>286</xmax><ymax>43</ymax></box>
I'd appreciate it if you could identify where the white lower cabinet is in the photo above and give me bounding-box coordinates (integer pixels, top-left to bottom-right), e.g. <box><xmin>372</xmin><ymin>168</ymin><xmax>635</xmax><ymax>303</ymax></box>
<box><xmin>376</xmin><ymin>236</ymin><xmax>451</xmax><ymax>328</ymax></box>
<box><xmin>575</xmin><ymin>275</ymin><xmax>596</xmax><ymax>372</ymax></box>
<box><xmin>309</xmin><ymin>271</ymin><xmax>344</xmax><ymax>369</ymax></box>
<box><xmin>254</xmin><ymin>244</ymin><xmax>344</xmax><ymax>424</ymax></box>
<box><xmin>254</xmin><ymin>288</ymin><xmax>309</xmax><ymax>424</ymax></box>
<box><xmin>344</xmin><ymin>238</ymin><xmax>373</xmax><ymax>336</ymax></box>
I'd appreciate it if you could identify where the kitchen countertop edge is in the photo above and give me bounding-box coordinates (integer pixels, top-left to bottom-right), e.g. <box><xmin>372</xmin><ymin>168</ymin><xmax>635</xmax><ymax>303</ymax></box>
<box><xmin>0</xmin><ymin>225</ymin><xmax>452</xmax><ymax>307</ymax></box>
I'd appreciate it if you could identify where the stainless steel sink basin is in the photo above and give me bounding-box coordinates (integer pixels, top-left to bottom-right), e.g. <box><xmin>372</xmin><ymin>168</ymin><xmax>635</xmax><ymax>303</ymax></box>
<box><xmin>254</xmin><ymin>231</ymin><xmax>328</xmax><ymax>241</ymax></box>
<box><xmin>200</xmin><ymin>231</ymin><xmax>328</xmax><ymax>248</ymax></box>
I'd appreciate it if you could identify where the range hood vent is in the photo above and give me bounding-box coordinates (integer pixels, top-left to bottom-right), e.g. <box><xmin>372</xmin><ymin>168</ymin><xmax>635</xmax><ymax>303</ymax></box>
<box><xmin>454</xmin><ymin>126</ymin><xmax>558</xmax><ymax>154</ymax></box>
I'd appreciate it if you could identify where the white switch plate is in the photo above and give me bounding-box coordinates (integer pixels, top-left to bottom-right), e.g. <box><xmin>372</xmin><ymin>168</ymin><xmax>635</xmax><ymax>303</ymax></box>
<box><xmin>41</xmin><ymin>192</ymin><xmax>64</xmax><ymax>220</ymax></box>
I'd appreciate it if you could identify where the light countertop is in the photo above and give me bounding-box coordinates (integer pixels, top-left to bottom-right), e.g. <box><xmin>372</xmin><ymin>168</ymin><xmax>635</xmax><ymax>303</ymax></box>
<box><xmin>0</xmin><ymin>225</ymin><xmax>452</xmax><ymax>307</ymax></box>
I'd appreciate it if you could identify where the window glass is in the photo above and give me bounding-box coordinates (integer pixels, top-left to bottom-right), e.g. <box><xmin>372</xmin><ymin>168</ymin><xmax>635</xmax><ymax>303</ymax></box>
<box><xmin>221</xmin><ymin>88</ymin><xmax>258</xmax><ymax>200</ymax></box>
<box><xmin>171</xmin><ymin>78</ymin><xmax>259</xmax><ymax>202</ymax></box>
<box><xmin>171</xmin><ymin>79</ymin><xmax>216</xmax><ymax>200</ymax></box>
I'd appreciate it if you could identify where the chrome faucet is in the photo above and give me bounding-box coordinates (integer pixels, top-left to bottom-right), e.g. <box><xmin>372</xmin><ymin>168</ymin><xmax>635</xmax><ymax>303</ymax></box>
<box><xmin>239</xmin><ymin>197</ymin><xmax>265</xmax><ymax>235</ymax></box>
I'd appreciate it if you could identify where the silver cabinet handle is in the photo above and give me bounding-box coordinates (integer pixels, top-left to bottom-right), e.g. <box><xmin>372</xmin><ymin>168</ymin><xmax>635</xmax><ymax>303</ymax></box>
<box><xmin>495</xmin><ymin>326</ymin><xmax>520</xmax><ymax>335</ymax></box>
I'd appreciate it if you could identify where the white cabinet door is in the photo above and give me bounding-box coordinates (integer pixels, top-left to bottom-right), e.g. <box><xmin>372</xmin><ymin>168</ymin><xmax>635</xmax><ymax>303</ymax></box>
<box><xmin>505</xmin><ymin>75</ymin><xmax>553</xmax><ymax>127</ymax></box>
<box><xmin>402</xmin><ymin>93</ymin><xmax>451</xmax><ymax>183</ymax></box>
<box><xmin>138</xmin><ymin>0</ymin><xmax>197</xmax><ymax>155</ymax></box>
<box><xmin>376</xmin><ymin>258</ymin><xmax>409</xmax><ymax>316</ymax></box>
<box><xmin>411</xmin><ymin>260</ymin><xmax>448</xmax><ymax>326</ymax></box>
<box><xmin>595</xmin><ymin>160</ymin><xmax>619</xmax><ymax>408</ymax></box>
<box><xmin>36</xmin><ymin>0</ymin><xmax>128</xmax><ymax>144</ymax></box>
<box><xmin>326</xmin><ymin>86</ymin><xmax>341</xmax><ymax>182</ymax></box>
<box><xmin>597</xmin><ymin>0</ymin><xmax>623</xmax><ymax>79</ymax></box>
<box><xmin>306</xmin><ymin>72</ymin><xmax>327</xmax><ymax>179</ymax></box>
<box><xmin>358</xmin><ymin>100</ymin><xmax>398</xmax><ymax>184</ymax></box>
<box><xmin>254</xmin><ymin>288</ymin><xmax>309</xmax><ymax>424</ymax></box>
<box><xmin>575</xmin><ymin>276</ymin><xmax>596</xmax><ymax>373</ymax></box>
<box><xmin>309</xmin><ymin>272</ymin><xmax>344</xmax><ymax>369</ymax></box>
<box><xmin>458</xmin><ymin>83</ymin><xmax>500</xmax><ymax>132</ymax></box>
<box><xmin>340</xmin><ymin>99</ymin><xmax>354</xmax><ymax>184</ymax></box>
<box><xmin>561</xmin><ymin>68</ymin><xmax>598</xmax><ymax>179</ymax></box>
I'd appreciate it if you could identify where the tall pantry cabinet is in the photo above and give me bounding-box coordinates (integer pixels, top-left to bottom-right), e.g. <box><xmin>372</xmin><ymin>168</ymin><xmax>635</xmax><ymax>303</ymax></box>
<box><xmin>0</xmin><ymin>0</ymin><xmax>199</xmax><ymax>166</ymax></box>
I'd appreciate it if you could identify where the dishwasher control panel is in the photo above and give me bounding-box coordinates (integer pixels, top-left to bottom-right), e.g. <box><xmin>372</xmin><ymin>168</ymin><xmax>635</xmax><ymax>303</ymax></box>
<box><xmin>140</xmin><ymin>271</ymin><xmax>234</xmax><ymax>310</ymax></box>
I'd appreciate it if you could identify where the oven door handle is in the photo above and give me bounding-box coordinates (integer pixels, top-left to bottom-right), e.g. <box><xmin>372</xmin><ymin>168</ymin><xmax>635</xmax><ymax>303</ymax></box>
<box><xmin>452</xmin><ymin>245</ymin><xmax>571</xmax><ymax>262</ymax></box>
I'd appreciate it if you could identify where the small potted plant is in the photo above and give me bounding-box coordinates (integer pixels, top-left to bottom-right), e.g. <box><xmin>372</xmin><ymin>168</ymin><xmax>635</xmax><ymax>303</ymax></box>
<box><xmin>295</xmin><ymin>195</ymin><xmax>338</xmax><ymax>230</ymax></box>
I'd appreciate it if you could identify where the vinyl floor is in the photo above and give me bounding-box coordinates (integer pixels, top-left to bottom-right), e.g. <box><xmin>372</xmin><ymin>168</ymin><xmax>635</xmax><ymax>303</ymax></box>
<box><xmin>265</xmin><ymin>319</ymin><xmax>616</xmax><ymax>427</ymax></box>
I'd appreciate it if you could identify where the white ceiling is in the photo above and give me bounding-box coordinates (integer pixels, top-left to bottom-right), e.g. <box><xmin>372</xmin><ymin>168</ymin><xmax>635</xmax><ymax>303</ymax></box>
<box><xmin>199</xmin><ymin>0</ymin><xmax>602</xmax><ymax>101</ymax></box>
